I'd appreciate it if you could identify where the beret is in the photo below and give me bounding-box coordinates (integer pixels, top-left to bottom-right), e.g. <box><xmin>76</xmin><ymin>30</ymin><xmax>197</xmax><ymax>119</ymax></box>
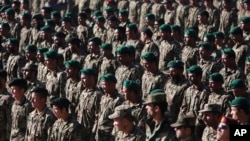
<box><xmin>54</xmin><ymin>32</ymin><xmax>66</xmax><ymax>38</ymax></box>
<box><xmin>199</xmin><ymin>42</ymin><xmax>212</xmax><ymax>51</ymax></box>
<box><xmin>40</xmin><ymin>25</ymin><xmax>51</xmax><ymax>32</ymax></box>
<box><xmin>44</xmin><ymin>50</ymin><xmax>58</xmax><ymax>59</ymax></box>
<box><xmin>116</xmin><ymin>46</ymin><xmax>130</xmax><ymax>54</ymax></box>
<box><xmin>126</xmin><ymin>23</ymin><xmax>138</xmax><ymax>31</ymax></box>
<box><xmin>240</xmin><ymin>16</ymin><xmax>250</xmax><ymax>23</ymax></box>
<box><xmin>229</xmin><ymin>26</ymin><xmax>242</xmax><ymax>35</ymax></box>
<box><xmin>159</xmin><ymin>24</ymin><xmax>171</xmax><ymax>32</ymax></box>
<box><xmin>88</xmin><ymin>37</ymin><xmax>102</xmax><ymax>45</ymax></box>
<box><xmin>33</xmin><ymin>13</ymin><xmax>43</xmax><ymax>20</ymax></box>
<box><xmin>5</xmin><ymin>8</ymin><xmax>14</xmax><ymax>15</ymax></box>
<box><xmin>184</xmin><ymin>29</ymin><xmax>197</xmax><ymax>38</ymax></box>
<box><xmin>214</xmin><ymin>31</ymin><xmax>225</xmax><ymax>39</ymax></box>
<box><xmin>203</xmin><ymin>33</ymin><xmax>215</xmax><ymax>41</ymax></box>
<box><xmin>100</xmin><ymin>73</ymin><xmax>117</xmax><ymax>83</ymax></box>
<box><xmin>167</xmin><ymin>60</ymin><xmax>184</xmax><ymax>69</ymax></box>
<box><xmin>64</xmin><ymin>60</ymin><xmax>81</xmax><ymax>69</ymax></box>
<box><xmin>37</xmin><ymin>48</ymin><xmax>49</xmax><ymax>53</ymax></box>
<box><xmin>119</xmin><ymin>9</ymin><xmax>128</xmax><ymax>16</ymax></box>
<box><xmin>51</xmin><ymin>11</ymin><xmax>61</xmax><ymax>18</ymax></box>
<box><xmin>8</xmin><ymin>78</ymin><xmax>27</xmax><ymax>89</ymax></box>
<box><xmin>209</xmin><ymin>72</ymin><xmax>224</xmax><ymax>83</ymax></box>
<box><xmin>80</xmin><ymin>68</ymin><xmax>97</xmax><ymax>76</ymax></box>
<box><xmin>187</xmin><ymin>65</ymin><xmax>202</xmax><ymax>75</ymax></box>
<box><xmin>123</xmin><ymin>80</ymin><xmax>140</xmax><ymax>91</ymax></box>
<box><xmin>141</xmin><ymin>52</ymin><xmax>158</xmax><ymax>62</ymax></box>
<box><xmin>25</xmin><ymin>45</ymin><xmax>37</xmax><ymax>52</ymax></box>
<box><xmin>221</xmin><ymin>48</ymin><xmax>236</xmax><ymax>58</ymax></box>
<box><xmin>145</xmin><ymin>13</ymin><xmax>155</xmax><ymax>20</ymax></box>
<box><xmin>96</xmin><ymin>16</ymin><xmax>105</xmax><ymax>22</ymax></box>
<box><xmin>100</xmin><ymin>43</ymin><xmax>112</xmax><ymax>50</ymax></box>
<box><xmin>230</xmin><ymin>79</ymin><xmax>246</xmax><ymax>89</ymax></box>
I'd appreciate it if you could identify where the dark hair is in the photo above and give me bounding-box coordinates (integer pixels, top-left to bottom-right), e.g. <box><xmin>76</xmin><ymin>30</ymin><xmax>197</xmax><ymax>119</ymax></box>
<box><xmin>31</xmin><ymin>87</ymin><xmax>48</xmax><ymax>99</ymax></box>
<box><xmin>153</xmin><ymin>102</ymin><xmax>168</xmax><ymax>115</ymax></box>
<box><xmin>0</xmin><ymin>70</ymin><xmax>7</xmax><ymax>80</ymax></box>
<box><xmin>51</xmin><ymin>97</ymin><xmax>70</xmax><ymax>111</ymax></box>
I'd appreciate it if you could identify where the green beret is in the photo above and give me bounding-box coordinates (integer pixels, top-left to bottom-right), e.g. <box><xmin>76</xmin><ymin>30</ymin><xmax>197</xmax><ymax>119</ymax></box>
<box><xmin>203</xmin><ymin>33</ymin><xmax>215</xmax><ymax>41</ymax></box>
<box><xmin>40</xmin><ymin>25</ymin><xmax>51</xmax><ymax>32</ymax></box>
<box><xmin>108</xmin><ymin>15</ymin><xmax>118</xmax><ymax>21</ymax></box>
<box><xmin>167</xmin><ymin>60</ymin><xmax>184</xmax><ymax>69</ymax></box>
<box><xmin>141</xmin><ymin>28</ymin><xmax>153</xmax><ymax>37</ymax></box>
<box><xmin>171</xmin><ymin>25</ymin><xmax>181</xmax><ymax>32</ymax></box>
<box><xmin>240</xmin><ymin>16</ymin><xmax>250</xmax><ymax>23</ymax></box>
<box><xmin>116</xmin><ymin>46</ymin><xmax>130</xmax><ymax>55</ymax></box>
<box><xmin>230</xmin><ymin>79</ymin><xmax>246</xmax><ymax>89</ymax></box>
<box><xmin>123</xmin><ymin>80</ymin><xmax>140</xmax><ymax>91</ymax></box>
<box><xmin>209</xmin><ymin>72</ymin><xmax>224</xmax><ymax>83</ymax></box>
<box><xmin>126</xmin><ymin>45</ymin><xmax>136</xmax><ymax>54</ymax></box>
<box><xmin>5</xmin><ymin>8</ymin><xmax>14</xmax><ymax>15</ymax></box>
<box><xmin>229</xmin><ymin>26</ymin><xmax>242</xmax><ymax>35</ymax></box>
<box><xmin>221</xmin><ymin>48</ymin><xmax>236</xmax><ymax>58</ymax></box>
<box><xmin>198</xmin><ymin>10</ymin><xmax>209</xmax><ymax>17</ymax></box>
<box><xmin>243</xmin><ymin>0</ymin><xmax>250</xmax><ymax>3</ymax></box>
<box><xmin>100</xmin><ymin>43</ymin><xmax>112</xmax><ymax>50</ymax></box>
<box><xmin>51</xmin><ymin>97</ymin><xmax>70</xmax><ymax>109</ymax></box>
<box><xmin>21</xmin><ymin>12</ymin><xmax>32</xmax><ymax>20</ymax></box>
<box><xmin>119</xmin><ymin>9</ymin><xmax>128</xmax><ymax>16</ymax></box>
<box><xmin>199</xmin><ymin>42</ymin><xmax>212</xmax><ymax>51</ymax></box>
<box><xmin>100</xmin><ymin>73</ymin><xmax>117</xmax><ymax>83</ymax></box>
<box><xmin>37</xmin><ymin>48</ymin><xmax>49</xmax><ymax>53</ymax></box>
<box><xmin>96</xmin><ymin>16</ymin><xmax>105</xmax><ymax>22</ymax></box>
<box><xmin>187</xmin><ymin>65</ymin><xmax>202</xmax><ymax>75</ymax></box>
<box><xmin>149</xmin><ymin>89</ymin><xmax>165</xmax><ymax>94</ymax></box>
<box><xmin>214</xmin><ymin>31</ymin><xmax>224</xmax><ymax>39</ymax></box>
<box><xmin>54</xmin><ymin>32</ymin><xmax>66</xmax><ymax>38</ymax></box>
<box><xmin>246</xmin><ymin>56</ymin><xmax>250</xmax><ymax>62</ymax></box>
<box><xmin>7</xmin><ymin>38</ymin><xmax>19</xmax><ymax>46</ymax></box>
<box><xmin>51</xmin><ymin>11</ymin><xmax>61</xmax><ymax>18</ymax></box>
<box><xmin>88</xmin><ymin>37</ymin><xmax>102</xmax><ymax>45</ymax></box>
<box><xmin>126</xmin><ymin>23</ymin><xmax>138</xmax><ymax>31</ymax></box>
<box><xmin>0</xmin><ymin>6</ymin><xmax>10</xmax><ymax>13</ymax></box>
<box><xmin>171</xmin><ymin>115</ymin><xmax>196</xmax><ymax>128</ymax></box>
<box><xmin>105</xmin><ymin>6</ymin><xmax>114</xmax><ymax>13</ymax></box>
<box><xmin>33</xmin><ymin>13</ymin><xmax>43</xmax><ymax>20</ymax></box>
<box><xmin>8</xmin><ymin>78</ymin><xmax>27</xmax><ymax>89</ymax></box>
<box><xmin>93</xmin><ymin>10</ymin><xmax>102</xmax><ymax>17</ymax></box>
<box><xmin>145</xmin><ymin>13</ymin><xmax>155</xmax><ymax>20</ymax></box>
<box><xmin>64</xmin><ymin>60</ymin><xmax>81</xmax><ymax>69</ymax></box>
<box><xmin>68</xmin><ymin>37</ymin><xmax>80</xmax><ymax>45</ymax></box>
<box><xmin>1</xmin><ymin>22</ymin><xmax>10</xmax><ymax>30</ymax></box>
<box><xmin>61</xmin><ymin>16</ymin><xmax>71</xmax><ymax>23</ymax></box>
<box><xmin>141</xmin><ymin>52</ymin><xmax>158</xmax><ymax>62</ymax></box>
<box><xmin>25</xmin><ymin>45</ymin><xmax>37</xmax><ymax>52</ymax></box>
<box><xmin>159</xmin><ymin>24</ymin><xmax>171</xmax><ymax>32</ymax></box>
<box><xmin>80</xmin><ymin>68</ymin><xmax>96</xmax><ymax>76</ymax></box>
<box><xmin>230</xmin><ymin>97</ymin><xmax>249</xmax><ymax>111</ymax></box>
<box><xmin>184</xmin><ymin>29</ymin><xmax>197</xmax><ymax>38</ymax></box>
<box><xmin>144</xmin><ymin>89</ymin><xmax>166</xmax><ymax>104</ymax></box>
<box><xmin>44</xmin><ymin>50</ymin><xmax>58</xmax><ymax>59</ymax></box>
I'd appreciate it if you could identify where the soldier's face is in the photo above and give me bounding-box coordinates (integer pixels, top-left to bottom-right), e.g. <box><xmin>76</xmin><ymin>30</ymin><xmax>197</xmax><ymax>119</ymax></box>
<box><xmin>44</xmin><ymin>58</ymin><xmax>55</xmax><ymax>70</ymax></box>
<box><xmin>101</xmin><ymin>81</ymin><xmax>116</xmax><ymax>94</ymax></box>
<box><xmin>65</xmin><ymin>67</ymin><xmax>76</xmax><ymax>78</ymax></box>
<box><xmin>174</xmin><ymin>127</ymin><xmax>186</xmax><ymax>139</ymax></box>
<box><xmin>221</xmin><ymin>54</ymin><xmax>230</xmax><ymax>66</ymax></box>
<box><xmin>199</xmin><ymin>48</ymin><xmax>211</xmax><ymax>59</ymax></box>
<box><xmin>52</xmin><ymin>106</ymin><xmax>64</xmax><ymax>119</ymax></box>
<box><xmin>230</xmin><ymin>107</ymin><xmax>240</xmax><ymax>120</ymax></box>
<box><xmin>126</xmin><ymin>28</ymin><xmax>133</xmax><ymax>38</ymax></box>
<box><xmin>31</xmin><ymin>92</ymin><xmax>45</xmax><ymax>108</ymax></box>
<box><xmin>122</xmin><ymin>87</ymin><xmax>131</xmax><ymax>100</ymax></box>
<box><xmin>113</xmin><ymin>117</ymin><xmax>125</xmax><ymax>131</ymax></box>
<box><xmin>216</xmin><ymin>123</ymin><xmax>230</xmax><ymax>141</ymax></box>
<box><xmin>88</xmin><ymin>42</ymin><xmax>98</xmax><ymax>53</ymax></box>
<box><xmin>188</xmin><ymin>73</ymin><xmax>199</xmax><ymax>84</ymax></box>
<box><xmin>23</xmin><ymin>69</ymin><xmax>33</xmax><ymax>80</ymax></box>
<box><xmin>246</xmin><ymin>62</ymin><xmax>250</xmax><ymax>71</ymax></box>
<box><xmin>169</xmin><ymin>68</ymin><xmax>181</xmax><ymax>79</ymax></box>
<box><xmin>10</xmin><ymin>86</ymin><xmax>25</xmax><ymax>100</ymax></box>
<box><xmin>145</xmin><ymin>103</ymin><xmax>156</xmax><ymax>117</ymax></box>
<box><xmin>202</xmin><ymin>112</ymin><xmax>218</xmax><ymax>126</ymax></box>
<box><xmin>36</xmin><ymin>52</ymin><xmax>44</xmax><ymax>62</ymax></box>
<box><xmin>25</xmin><ymin>50</ymin><xmax>37</xmax><ymax>61</ymax></box>
<box><xmin>184</xmin><ymin>35</ymin><xmax>193</xmax><ymax>45</ymax></box>
<box><xmin>209</xmin><ymin>81</ymin><xmax>222</xmax><ymax>92</ymax></box>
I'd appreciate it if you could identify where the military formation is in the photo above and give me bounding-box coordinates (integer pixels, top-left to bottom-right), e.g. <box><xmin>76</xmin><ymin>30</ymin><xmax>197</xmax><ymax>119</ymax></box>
<box><xmin>1</xmin><ymin>0</ymin><xmax>250</xmax><ymax>141</ymax></box>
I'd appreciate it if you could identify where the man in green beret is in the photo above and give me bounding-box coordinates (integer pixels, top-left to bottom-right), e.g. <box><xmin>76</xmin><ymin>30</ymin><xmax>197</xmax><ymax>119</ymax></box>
<box><xmin>19</xmin><ymin>12</ymin><xmax>32</xmax><ymax>55</ymax></box>
<box><xmin>125</xmin><ymin>23</ymin><xmax>144</xmax><ymax>62</ymax></box>
<box><xmin>230</xmin><ymin>79</ymin><xmax>250</xmax><ymax>102</ymax></box>
<box><xmin>171</xmin><ymin>24</ymin><xmax>184</xmax><ymax>48</ymax></box>
<box><xmin>140</xmin><ymin>13</ymin><xmax>155</xmax><ymax>33</ymax></box>
<box><xmin>203</xmin><ymin>0</ymin><xmax>220</xmax><ymax>31</ymax></box>
<box><xmin>240</xmin><ymin>16</ymin><xmax>250</xmax><ymax>42</ymax></box>
<box><xmin>179</xmin><ymin>65</ymin><xmax>209</xmax><ymax>139</ymax></box>
<box><xmin>109</xmin><ymin>105</ymin><xmax>146</xmax><ymax>140</ymax></box>
<box><xmin>30</xmin><ymin>13</ymin><xmax>44</xmax><ymax>46</ymax></box>
<box><xmin>44</xmin><ymin>50</ymin><xmax>67</xmax><ymax>106</ymax></box>
<box><xmin>139</xmin><ymin>1</ymin><xmax>153</xmax><ymax>30</ymax></box>
<box><xmin>9</xmin><ymin>78</ymin><xmax>33</xmax><ymax>141</ymax></box>
<box><xmin>36</xmin><ymin>48</ymin><xmax>49</xmax><ymax>84</ymax></box>
<box><xmin>213</xmin><ymin>31</ymin><xmax>225</xmax><ymax>63</ymax></box>
<box><xmin>106</xmin><ymin>15</ymin><xmax>119</xmax><ymax>44</ymax></box>
<box><xmin>219</xmin><ymin>48</ymin><xmax>246</xmax><ymax>92</ymax></box>
<box><xmin>51</xmin><ymin>31</ymin><xmax>67</xmax><ymax>54</ymax></box>
<box><xmin>162</xmin><ymin>0</ymin><xmax>175</xmax><ymax>25</ymax></box>
<box><xmin>164</xmin><ymin>60</ymin><xmax>190</xmax><ymax>123</ymax></box>
<box><xmin>76</xmin><ymin>68</ymin><xmax>103</xmax><ymax>140</ymax></box>
<box><xmin>118</xmin><ymin>9</ymin><xmax>131</xmax><ymax>28</ymax></box>
<box><xmin>93</xmin><ymin>16</ymin><xmax>107</xmax><ymax>43</ymax></box>
<box><xmin>144</xmin><ymin>89</ymin><xmax>177</xmax><ymax>141</ymax></box>
<box><xmin>198</xmin><ymin>42</ymin><xmax>221</xmax><ymax>85</ymax></box>
<box><xmin>115</xmin><ymin>46</ymin><xmax>142</xmax><ymax>94</ymax></box>
<box><xmin>112</xmin><ymin>26</ymin><xmax>126</xmax><ymax>55</ymax></box>
<box><xmin>94</xmin><ymin>73</ymin><xmax>124</xmax><ymax>141</ymax></box>
<box><xmin>128</xmin><ymin>0</ymin><xmax>141</xmax><ymax>24</ymax></box>
<box><xmin>207</xmin><ymin>72</ymin><xmax>232</xmax><ymax>116</ymax></box>
<box><xmin>230</xmin><ymin>97</ymin><xmax>250</xmax><ymax>125</ymax></box>
<box><xmin>5</xmin><ymin>8</ymin><xmax>21</xmax><ymax>40</ymax></box>
<box><xmin>141</xmin><ymin>52</ymin><xmax>167</xmax><ymax>100</ymax></box>
<box><xmin>76</xmin><ymin>12</ymin><xmax>90</xmax><ymax>48</ymax></box>
<box><xmin>24</xmin><ymin>45</ymin><xmax>37</xmax><ymax>64</ymax></box>
<box><xmin>0</xmin><ymin>22</ymin><xmax>12</xmax><ymax>51</ymax></box>
<box><xmin>60</xmin><ymin>16</ymin><xmax>77</xmax><ymax>42</ymax></box>
<box><xmin>6</xmin><ymin>38</ymin><xmax>26</xmax><ymax>83</ymax></box>
<box><xmin>39</xmin><ymin>25</ymin><xmax>53</xmax><ymax>48</ymax></box>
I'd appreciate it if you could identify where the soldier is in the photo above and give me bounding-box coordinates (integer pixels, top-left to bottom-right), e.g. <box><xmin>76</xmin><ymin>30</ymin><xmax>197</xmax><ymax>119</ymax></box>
<box><xmin>128</xmin><ymin>0</ymin><xmax>141</xmax><ymax>24</ymax></box>
<box><xmin>0</xmin><ymin>70</ymin><xmax>12</xmax><ymax>141</ymax></box>
<box><xmin>151</xmin><ymin>0</ymin><xmax>165</xmax><ymax>19</ymax></box>
<box><xmin>139</xmin><ymin>0</ymin><xmax>152</xmax><ymax>30</ymax></box>
<box><xmin>199</xmin><ymin>104</ymin><xmax>223</xmax><ymax>141</ymax></box>
<box><xmin>171</xmin><ymin>25</ymin><xmax>185</xmax><ymax>48</ymax></box>
<box><xmin>185</xmin><ymin>0</ymin><xmax>203</xmax><ymax>30</ymax></box>
<box><xmin>171</xmin><ymin>115</ymin><xmax>199</xmax><ymax>141</ymax></box>
<box><xmin>239</xmin><ymin>16</ymin><xmax>250</xmax><ymax>42</ymax></box>
<box><xmin>5</xmin><ymin>8</ymin><xmax>21</xmax><ymax>39</ymax></box>
<box><xmin>9</xmin><ymin>78</ymin><xmax>33</xmax><ymax>141</ymax></box>
<box><xmin>162</xmin><ymin>0</ymin><xmax>176</xmax><ymax>25</ymax></box>
<box><xmin>36</xmin><ymin>48</ymin><xmax>49</xmax><ymax>84</ymax></box>
<box><xmin>22</xmin><ymin>63</ymin><xmax>44</xmax><ymax>102</ymax></box>
<box><xmin>60</xmin><ymin>16</ymin><xmax>77</xmax><ymax>42</ymax></box>
<box><xmin>204</xmin><ymin>0</ymin><xmax>220</xmax><ymax>30</ymax></box>
<box><xmin>51</xmin><ymin>11</ymin><xmax>61</xmax><ymax>32</ymax></box>
<box><xmin>229</xmin><ymin>26</ymin><xmax>250</xmax><ymax>71</ymax></box>
<box><xmin>230</xmin><ymin>79</ymin><xmax>250</xmax><ymax>101</ymax></box>
<box><xmin>175</xmin><ymin>0</ymin><xmax>189</xmax><ymax>35</ymax></box>
<box><xmin>164</xmin><ymin>60</ymin><xmax>190</xmax><ymax>123</ymax></box>
<box><xmin>19</xmin><ymin>12</ymin><xmax>32</xmax><ymax>55</ymax></box>
<box><xmin>39</xmin><ymin>25</ymin><xmax>54</xmax><ymax>49</ymax></box>
<box><xmin>51</xmin><ymin>32</ymin><xmax>67</xmax><ymax>54</ymax></box>
<box><xmin>214</xmin><ymin>31</ymin><xmax>226</xmax><ymax>63</ymax></box>
<box><xmin>25</xmin><ymin>87</ymin><xmax>56</xmax><ymax>141</ymax></box>
<box><xmin>93</xmin><ymin>16</ymin><xmax>107</xmax><ymax>42</ymax></box>
<box><xmin>141</xmin><ymin>52</ymin><xmax>167</xmax><ymax>99</ymax></box>
<box><xmin>94</xmin><ymin>73</ymin><xmax>124</xmax><ymax>141</ymax></box>
<box><xmin>89</xmin><ymin>0</ymin><xmax>102</xmax><ymax>11</ymax></box>
<box><xmin>118</xmin><ymin>9</ymin><xmax>131</xmax><ymax>28</ymax></box>
<box><xmin>219</xmin><ymin>48</ymin><xmax>246</xmax><ymax>93</ymax></box>
<box><xmin>6</xmin><ymin>38</ymin><xmax>26</xmax><ymax>83</ymax></box>
<box><xmin>140</xmin><ymin>13</ymin><xmax>156</xmax><ymax>33</ymax></box>
<box><xmin>106</xmin><ymin>15</ymin><xmax>119</xmax><ymax>44</ymax></box>
<box><xmin>24</xmin><ymin>45</ymin><xmax>37</xmax><ymax>64</ymax></box>
<box><xmin>230</xmin><ymin>97</ymin><xmax>250</xmax><ymax>125</ymax></box>
<box><xmin>117</xmin><ymin>0</ymin><xmax>129</xmax><ymax>11</ymax></box>
<box><xmin>29</xmin><ymin>13</ymin><xmax>44</xmax><ymax>46</ymax></box>
<box><xmin>144</xmin><ymin>89</ymin><xmax>177</xmax><ymax>141</ymax></box>
<box><xmin>112</xmin><ymin>26</ymin><xmax>126</xmax><ymax>56</ymax></box>
<box><xmin>44</xmin><ymin>50</ymin><xmax>67</xmax><ymax>105</ymax></box>
<box><xmin>49</xmin><ymin>97</ymin><xmax>82</xmax><ymax>141</ymax></box>
<box><xmin>76</xmin><ymin>12</ymin><xmax>90</xmax><ymax>47</ymax></box>
<box><xmin>207</xmin><ymin>73</ymin><xmax>233</xmax><ymax>116</ymax></box>
<box><xmin>76</xmin><ymin>68</ymin><xmax>103</xmax><ymax>141</ymax></box>
<box><xmin>64</xmin><ymin>60</ymin><xmax>82</xmax><ymax>116</ymax></box>
<box><xmin>109</xmin><ymin>105</ymin><xmax>146</xmax><ymax>141</ymax></box>
<box><xmin>158</xmin><ymin>24</ymin><xmax>181</xmax><ymax>73</ymax></box>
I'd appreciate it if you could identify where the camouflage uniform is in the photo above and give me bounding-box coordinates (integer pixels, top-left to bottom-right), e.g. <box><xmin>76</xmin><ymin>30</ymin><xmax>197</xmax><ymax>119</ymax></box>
<box><xmin>164</xmin><ymin>9</ymin><xmax>176</xmax><ymax>25</ymax></box>
<box><xmin>49</xmin><ymin>115</ymin><xmax>82</xmax><ymax>141</ymax></box>
<box><xmin>201</xmin><ymin>127</ymin><xmax>217</xmax><ymax>141</ymax></box>
<box><xmin>198</xmin><ymin>24</ymin><xmax>216</xmax><ymax>41</ymax></box>
<box><xmin>181</xmin><ymin>46</ymin><xmax>199</xmax><ymax>75</ymax></box>
<box><xmin>115</xmin><ymin>127</ymin><xmax>146</xmax><ymax>141</ymax></box>
<box><xmin>98</xmin><ymin>56</ymin><xmax>119</xmax><ymax>82</ymax></box>
<box><xmin>185</xmin><ymin>5</ymin><xmax>202</xmax><ymax>31</ymax></box>
<box><xmin>10</xmin><ymin>97</ymin><xmax>33</xmax><ymax>141</ymax></box>
<box><xmin>139</xmin><ymin>1</ymin><xmax>152</xmax><ymax>30</ymax></box>
<box><xmin>125</xmin><ymin>39</ymin><xmax>144</xmax><ymax>62</ymax></box>
<box><xmin>232</xmin><ymin>42</ymin><xmax>250</xmax><ymax>71</ymax></box>
<box><xmin>151</xmin><ymin>2</ymin><xmax>165</xmax><ymax>19</ymax></box>
<box><xmin>19</xmin><ymin>26</ymin><xmax>32</xmax><ymax>54</ymax></box>
<box><xmin>83</xmin><ymin>54</ymin><xmax>101</xmax><ymax>73</ymax></box>
<box><xmin>37</xmin><ymin>62</ymin><xmax>48</xmax><ymax>84</ymax></box>
<box><xmin>128</xmin><ymin>0</ymin><xmax>141</xmax><ymax>24</ymax></box>
<box><xmin>175</xmin><ymin>3</ymin><xmax>188</xmax><ymax>34</ymax></box>
<box><xmin>141</xmin><ymin>40</ymin><xmax>159</xmax><ymax>61</ymax></box>
<box><xmin>64</xmin><ymin>48</ymin><xmax>86</xmax><ymax>66</ymax></box>
<box><xmin>117</xmin><ymin>0</ymin><xmax>129</xmax><ymax>11</ymax></box>
<box><xmin>93</xmin><ymin>25</ymin><xmax>107</xmax><ymax>43</ymax></box>
<box><xmin>89</xmin><ymin>0</ymin><xmax>103</xmax><ymax>11</ymax></box>
<box><xmin>25</xmin><ymin>107</ymin><xmax>56</xmax><ymax>141</ymax></box>
<box><xmin>206</xmin><ymin>6</ymin><xmax>220</xmax><ymax>30</ymax></box>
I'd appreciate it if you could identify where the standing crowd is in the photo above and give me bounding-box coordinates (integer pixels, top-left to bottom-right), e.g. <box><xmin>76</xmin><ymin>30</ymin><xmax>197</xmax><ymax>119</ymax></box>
<box><xmin>1</xmin><ymin>0</ymin><xmax>250</xmax><ymax>141</ymax></box>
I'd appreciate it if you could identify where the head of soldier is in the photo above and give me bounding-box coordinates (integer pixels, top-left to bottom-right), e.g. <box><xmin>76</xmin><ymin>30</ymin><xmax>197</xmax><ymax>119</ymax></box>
<box><xmin>100</xmin><ymin>43</ymin><xmax>113</xmax><ymax>57</ymax></box>
<box><xmin>189</xmin><ymin>0</ymin><xmax>199</xmax><ymax>6</ymax></box>
<box><xmin>80</xmin><ymin>68</ymin><xmax>97</xmax><ymax>89</ymax></box>
<box><xmin>171</xmin><ymin>25</ymin><xmax>182</xmax><ymax>39</ymax></box>
<box><xmin>159</xmin><ymin>24</ymin><xmax>172</xmax><ymax>40</ymax></box>
<box><xmin>20</xmin><ymin>12</ymin><xmax>32</xmax><ymax>27</ymax></box>
<box><xmin>109</xmin><ymin>105</ymin><xmax>135</xmax><ymax>133</ymax></box>
<box><xmin>145</xmin><ymin>13</ymin><xmax>155</xmax><ymax>26</ymax></box>
<box><xmin>187</xmin><ymin>65</ymin><xmax>203</xmax><ymax>85</ymax></box>
<box><xmin>22</xmin><ymin>63</ymin><xmax>38</xmax><ymax>81</ymax></box>
<box><xmin>140</xmin><ymin>28</ymin><xmax>153</xmax><ymax>43</ymax></box>
<box><xmin>204</xmin><ymin>0</ymin><xmax>213</xmax><ymax>8</ymax></box>
<box><xmin>203</xmin><ymin>33</ymin><xmax>215</xmax><ymax>45</ymax></box>
<box><xmin>229</xmin><ymin>26</ymin><xmax>243</xmax><ymax>43</ymax></box>
<box><xmin>170</xmin><ymin>116</ymin><xmax>196</xmax><ymax>140</ymax></box>
<box><xmin>240</xmin><ymin>16</ymin><xmax>250</xmax><ymax>31</ymax></box>
<box><xmin>45</xmin><ymin>19</ymin><xmax>56</xmax><ymax>31</ymax></box>
<box><xmin>36</xmin><ymin>48</ymin><xmax>48</xmax><ymax>63</ymax></box>
<box><xmin>199</xmin><ymin>104</ymin><xmax>222</xmax><ymax>128</ymax></box>
<box><xmin>114</xmin><ymin>26</ymin><xmax>125</xmax><ymax>40</ymax></box>
<box><xmin>198</xmin><ymin>10</ymin><xmax>209</xmax><ymax>24</ymax></box>
<box><xmin>208</xmin><ymin>72</ymin><xmax>224</xmax><ymax>92</ymax></box>
<box><xmin>25</xmin><ymin>44</ymin><xmax>37</xmax><ymax>61</ymax></box>
<box><xmin>184</xmin><ymin>29</ymin><xmax>197</xmax><ymax>46</ymax></box>
<box><xmin>141</xmin><ymin>52</ymin><xmax>159</xmax><ymax>73</ymax></box>
<box><xmin>116</xmin><ymin>46</ymin><xmax>131</xmax><ymax>65</ymax></box>
<box><xmin>61</xmin><ymin>16</ymin><xmax>72</xmax><ymax>30</ymax></box>
<box><xmin>162</xmin><ymin>0</ymin><xmax>173</xmax><ymax>9</ymax></box>
<box><xmin>40</xmin><ymin>25</ymin><xmax>52</xmax><ymax>40</ymax></box>
<box><xmin>199</xmin><ymin>42</ymin><xmax>213</xmax><ymax>60</ymax></box>
<box><xmin>122</xmin><ymin>80</ymin><xmax>141</xmax><ymax>101</ymax></box>
<box><xmin>104</xmin><ymin>6</ymin><xmax>114</xmax><ymax>19</ymax></box>
<box><xmin>6</xmin><ymin>37</ymin><xmax>19</xmax><ymax>54</ymax></box>
<box><xmin>230</xmin><ymin>97</ymin><xmax>250</xmax><ymax>122</ymax></box>
<box><xmin>216</xmin><ymin>116</ymin><xmax>239</xmax><ymax>141</ymax></box>
<box><xmin>20</xmin><ymin>0</ymin><xmax>29</xmax><ymax>10</ymax></box>
<box><xmin>8</xmin><ymin>78</ymin><xmax>27</xmax><ymax>101</ymax></box>
<box><xmin>243</xmin><ymin>0</ymin><xmax>250</xmax><ymax>10</ymax></box>
<box><xmin>107</xmin><ymin>15</ymin><xmax>118</xmax><ymax>29</ymax></box>
<box><xmin>51</xmin><ymin>11</ymin><xmax>61</xmax><ymax>24</ymax></box>
<box><xmin>41</xmin><ymin>6</ymin><xmax>51</xmax><ymax>19</ymax></box>
<box><xmin>222</xmin><ymin>0</ymin><xmax>231</xmax><ymax>10</ymax></box>
<box><xmin>100</xmin><ymin>73</ymin><xmax>117</xmax><ymax>95</ymax></box>
<box><xmin>0</xmin><ymin>70</ymin><xmax>7</xmax><ymax>90</ymax></box>
<box><xmin>96</xmin><ymin>16</ymin><xmax>105</xmax><ymax>28</ymax></box>
<box><xmin>88</xmin><ymin>37</ymin><xmax>101</xmax><ymax>54</ymax></box>
<box><xmin>51</xmin><ymin>97</ymin><xmax>70</xmax><ymax>120</ymax></box>
<box><xmin>214</xmin><ymin>31</ymin><xmax>225</xmax><ymax>46</ymax></box>
<box><xmin>32</xmin><ymin>13</ymin><xmax>44</xmax><ymax>28</ymax></box>
<box><xmin>126</xmin><ymin>23</ymin><xmax>138</xmax><ymax>39</ymax></box>
<box><xmin>31</xmin><ymin>87</ymin><xmax>48</xmax><ymax>111</ymax></box>
<box><xmin>65</xmin><ymin>60</ymin><xmax>81</xmax><ymax>79</ymax></box>
<box><xmin>5</xmin><ymin>8</ymin><xmax>15</xmax><ymax>21</ymax></box>
<box><xmin>68</xmin><ymin>37</ymin><xmax>81</xmax><ymax>53</ymax></box>
<box><xmin>126</xmin><ymin>45</ymin><xmax>136</xmax><ymax>61</ymax></box>
<box><xmin>230</xmin><ymin>79</ymin><xmax>247</xmax><ymax>97</ymax></box>
<box><xmin>44</xmin><ymin>50</ymin><xmax>58</xmax><ymax>71</ymax></box>
<box><xmin>53</xmin><ymin>32</ymin><xmax>66</xmax><ymax>46</ymax></box>
<box><xmin>118</xmin><ymin>9</ymin><xmax>128</xmax><ymax>22</ymax></box>
<box><xmin>12</xmin><ymin>1</ymin><xmax>21</xmax><ymax>12</ymax></box>
<box><xmin>221</xmin><ymin>48</ymin><xmax>236</xmax><ymax>68</ymax></box>
<box><xmin>154</xmin><ymin>18</ymin><xmax>164</xmax><ymax>30</ymax></box>
<box><xmin>77</xmin><ymin>12</ymin><xmax>87</xmax><ymax>25</ymax></box>
<box><xmin>167</xmin><ymin>60</ymin><xmax>184</xmax><ymax>82</ymax></box>
<box><xmin>144</xmin><ymin>89</ymin><xmax>167</xmax><ymax>120</ymax></box>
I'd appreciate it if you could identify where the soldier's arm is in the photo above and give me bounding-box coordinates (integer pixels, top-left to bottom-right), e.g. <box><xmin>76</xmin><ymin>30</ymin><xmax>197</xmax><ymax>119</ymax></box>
<box><xmin>59</xmin><ymin>72</ymin><xmax>67</xmax><ymax>98</ymax></box>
